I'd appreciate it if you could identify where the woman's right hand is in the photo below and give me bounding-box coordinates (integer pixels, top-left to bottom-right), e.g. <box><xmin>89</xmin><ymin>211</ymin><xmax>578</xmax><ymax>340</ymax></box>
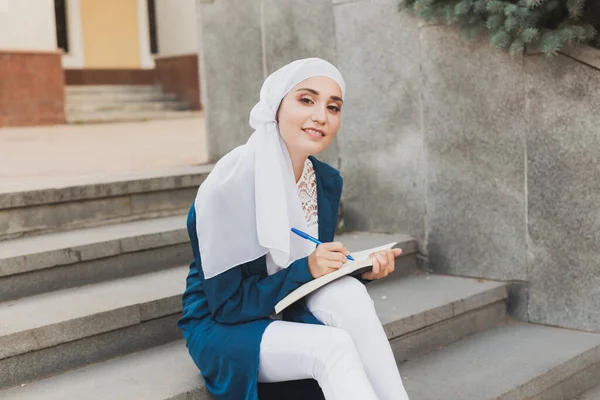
<box><xmin>307</xmin><ymin>242</ymin><xmax>351</xmax><ymax>278</ymax></box>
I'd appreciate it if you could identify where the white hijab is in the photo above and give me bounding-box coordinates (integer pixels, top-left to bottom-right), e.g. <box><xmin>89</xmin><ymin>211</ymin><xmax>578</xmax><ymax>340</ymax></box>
<box><xmin>195</xmin><ymin>58</ymin><xmax>346</xmax><ymax>279</ymax></box>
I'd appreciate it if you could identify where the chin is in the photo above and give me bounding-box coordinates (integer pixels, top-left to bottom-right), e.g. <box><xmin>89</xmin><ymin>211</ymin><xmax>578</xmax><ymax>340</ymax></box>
<box><xmin>302</xmin><ymin>142</ymin><xmax>328</xmax><ymax>156</ymax></box>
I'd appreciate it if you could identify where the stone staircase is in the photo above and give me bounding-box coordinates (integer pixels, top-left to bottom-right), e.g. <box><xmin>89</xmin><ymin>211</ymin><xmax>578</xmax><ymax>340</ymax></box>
<box><xmin>1</xmin><ymin>168</ymin><xmax>600</xmax><ymax>399</ymax></box>
<box><xmin>65</xmin><ymin>85</ymin><xmax>200</xmax><ymax>124</ymax></box>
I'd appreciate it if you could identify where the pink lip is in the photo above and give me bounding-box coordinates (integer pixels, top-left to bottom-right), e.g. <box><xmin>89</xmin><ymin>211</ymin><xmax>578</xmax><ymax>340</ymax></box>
<box><xmin>302</xmin><ymin>127</ymin><xmax>326</xmax><ymax>137</ymax></box>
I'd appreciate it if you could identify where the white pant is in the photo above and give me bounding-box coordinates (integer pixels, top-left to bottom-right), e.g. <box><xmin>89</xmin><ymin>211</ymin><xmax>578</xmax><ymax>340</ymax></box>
<box><xmin>258</xmin><ymin>277</ymin><xmax>410</xmax><ymax>400</ymax></box>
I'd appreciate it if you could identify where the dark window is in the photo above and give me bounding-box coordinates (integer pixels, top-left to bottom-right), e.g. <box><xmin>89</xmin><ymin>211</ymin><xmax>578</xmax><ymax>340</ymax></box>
<box><xmin>147</xmin><ymin>0</ymin><xmax>158</xmax><ymax>54</ymax></box>
<box><xmin>54</xmin><ymin>0</ymin><xmax>69</xmax><ymax>53</ymax></box>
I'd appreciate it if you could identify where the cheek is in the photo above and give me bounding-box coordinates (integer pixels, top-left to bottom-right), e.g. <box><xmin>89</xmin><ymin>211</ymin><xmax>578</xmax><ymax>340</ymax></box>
<box><xmin>279</xmin><ymin>106</ymin><xmax>307</xmax><ymax>137</ymax></box>
<box><xmin>328</xmin><ymin>115</ymin><xmax>341</xmax><ymax>137</ymax></box>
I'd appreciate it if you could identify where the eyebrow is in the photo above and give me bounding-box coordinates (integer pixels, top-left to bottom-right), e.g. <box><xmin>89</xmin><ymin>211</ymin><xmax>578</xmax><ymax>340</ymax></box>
<box><xmin>296</xmin><ymin>88</ymin><xmax>343</xmax><ymax>104</ymax></box>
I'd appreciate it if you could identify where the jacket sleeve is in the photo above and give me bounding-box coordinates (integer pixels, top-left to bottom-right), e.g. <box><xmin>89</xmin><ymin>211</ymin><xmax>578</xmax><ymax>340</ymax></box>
<box><xmin>202</xmin><ymin>257</ymin><xmax>314</xmax><ymax>324</ymax></box>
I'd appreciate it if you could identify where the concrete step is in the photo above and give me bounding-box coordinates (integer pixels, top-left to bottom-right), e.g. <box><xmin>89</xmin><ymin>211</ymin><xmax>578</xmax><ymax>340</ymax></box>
<box><xmin>0</xmin><ymin>341</ymin><xmax>203</xmax><ymax>400</ymax></box>
<box><xmin>66</xmin><ymin>91</ymin><xmax>179</xmax><ymax>103</ymax></box>
<box><xmin>66</xmin><ymin>85</ymin><xmax>164</xmax><ymax>95</ymax></box>
<box><xmin>5</xmin><ymin>321</ymin><xmax>598</xmax><ymax>400</ymax></box>
<box><xmin>66</xmin><ymin>110</ymin><xmax>202</xmax><ymax>124</ymax></box>
<box><xmin>575</xmin><ymin>383</ymin><xmax>600</xmax><ymax>400</ymax></box>
<box><xmin>66</xmin><ymin>100</ymin><xmax>190</xmax><ymax>113</ymax></box>
<box><xmin>0</xmin><ymin>256</ymin><xmax>507</xmax><ymax>390</ymax></box>
<box><xmin>0</xmin><ymin>266</ymin><xmax>188</xmax><ymax>389</ymax></box>
<box><xmin>0</xmin><ymin>165</ymin><xmax>212</xmax><ymax>240</ymax></box>
<box><xmin>0</xmin><ymin>216</ymin><xmax>189</xmax><ymax>301</ymax></box>
<box><xmin>400</xmin><ymin>322</ymin><xmax>600</xmax><ymax>400</ymax></box>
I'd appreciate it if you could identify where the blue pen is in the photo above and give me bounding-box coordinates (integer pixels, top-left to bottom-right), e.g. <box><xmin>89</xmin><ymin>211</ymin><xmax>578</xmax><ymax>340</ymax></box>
<box><xmin>291</xmin><ymin>227</ymin><xmax>355</xmax><ymax>261</ymax></box>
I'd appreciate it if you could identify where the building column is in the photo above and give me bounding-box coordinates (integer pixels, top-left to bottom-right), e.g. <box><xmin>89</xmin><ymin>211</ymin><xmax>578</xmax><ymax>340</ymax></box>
<box><xmin>153</xmin><ymin>0</ymin><xmax>201</xmax><ymax>110</ymax></box>
<box><xmin>0</xmin><ymin>0</ymin><xmax>65</xmax><ymax>127</ymax></box>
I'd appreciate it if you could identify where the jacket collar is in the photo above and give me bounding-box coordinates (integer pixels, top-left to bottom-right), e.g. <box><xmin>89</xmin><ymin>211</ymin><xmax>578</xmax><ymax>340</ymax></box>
<box><xmin>309</xmin><ymin>156</ymin><xmax>342</xmax><ymax>243</ymax></box>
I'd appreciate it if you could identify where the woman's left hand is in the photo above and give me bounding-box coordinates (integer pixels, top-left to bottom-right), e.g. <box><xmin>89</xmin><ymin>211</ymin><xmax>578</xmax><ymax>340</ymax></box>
<box><xmin>361</xmin><ymin>248</ymin><xmax>402</xmax><ymax>281</ymax></box>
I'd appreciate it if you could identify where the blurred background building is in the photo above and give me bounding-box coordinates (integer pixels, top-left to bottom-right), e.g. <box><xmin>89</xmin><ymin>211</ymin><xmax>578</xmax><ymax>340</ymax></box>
<box><xmin>0</xmin><ymin>0</ymin><xmax>202</xmax><ymax>127</ymax></box>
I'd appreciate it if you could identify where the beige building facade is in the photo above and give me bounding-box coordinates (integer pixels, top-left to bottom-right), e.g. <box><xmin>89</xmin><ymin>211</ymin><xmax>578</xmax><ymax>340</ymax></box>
<box><xmin>0</xmin><ymin>0</ymin><xmax>201</xmax><ymax>127</ymax></box>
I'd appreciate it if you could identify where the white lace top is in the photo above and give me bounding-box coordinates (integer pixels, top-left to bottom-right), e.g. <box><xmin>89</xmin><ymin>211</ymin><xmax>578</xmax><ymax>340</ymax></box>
<box><xmin>297</xmin><ymin>158</ymin><xmax>319</xmax><ymax>231</ymax></box>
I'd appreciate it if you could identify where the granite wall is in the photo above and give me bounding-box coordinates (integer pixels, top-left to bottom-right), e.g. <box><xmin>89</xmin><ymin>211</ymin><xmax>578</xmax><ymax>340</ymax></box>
<box><xmin>195</xmin><ymin>0</ymin><xmax>600</xmax><ymax>332</ymax></box>
<box><xmin>196</xmin><ymin>0</ymin><xmax>338</xmax><ymax>166</ymax></box>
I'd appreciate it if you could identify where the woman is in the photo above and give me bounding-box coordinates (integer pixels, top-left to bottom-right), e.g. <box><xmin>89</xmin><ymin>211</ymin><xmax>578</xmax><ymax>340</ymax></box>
<box><xmin>178</xmin><ymin>58</ymin><xmax>410</xmax><ymax>400</ymax></box>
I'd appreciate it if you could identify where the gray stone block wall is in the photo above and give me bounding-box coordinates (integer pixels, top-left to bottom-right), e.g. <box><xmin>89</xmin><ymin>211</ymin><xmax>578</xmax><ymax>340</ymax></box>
<box><xmin>196</xmin><ymin>0</ymin><xmax>600</xmax><ymax>332</ymax></box>
<box><xmin>334</xmin><ymin>1</ymin><xmax>425</xmax><ymax>238</ymax></box>
<box><xmin>196</xmin><ymin>0</ymin><xmax>263</xmax><ymax>162</ymax></box>
<box><xmin>262</xmin><ymin>0</ymin><xmax>339</xmax><ymax>166</ymax></box>
<box><xmin>420</xmin><ymin>26</ymin><xmax>528</xmax><ymax>281</ymax></box>
<box><xmin>524</xmin><ymin>54</ymin><xmax>600</xmax><ymax>332</ymax></box>
<box><xmin>195</xmin><ymin>0</ymin><xmax>338</xmax><ymax>165</ymax></box>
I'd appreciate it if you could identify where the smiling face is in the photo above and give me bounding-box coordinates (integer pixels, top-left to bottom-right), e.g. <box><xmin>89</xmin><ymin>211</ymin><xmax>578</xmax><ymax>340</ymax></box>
<box><xmin>276</xmin><ymin>76</ymin><xmax>343</xmax><ymax>159</ymax></box>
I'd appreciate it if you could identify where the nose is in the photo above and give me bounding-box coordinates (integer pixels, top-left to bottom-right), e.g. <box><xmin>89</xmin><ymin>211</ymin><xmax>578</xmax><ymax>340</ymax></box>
<box><xmin>311</xmin><ymin>105</ymin><xmax>327</xmax><ymax>125</ymax></box>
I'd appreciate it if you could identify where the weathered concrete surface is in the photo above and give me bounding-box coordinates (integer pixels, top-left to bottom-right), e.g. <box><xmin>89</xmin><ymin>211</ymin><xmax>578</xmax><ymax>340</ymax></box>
<box><xmin>0</xmin><ymin>267</ymin><xmax>188</xmax><ymax>360</ymax></box>
<box><xmin>262</xmin><ymin>0</ymin><xmax>336</xmax><ymax>75</ymax></box>
<box><xmin>0</xmin><ymin>166</ymin><xmax>211</xmax><ymax>209</ymax></box>
<box><xmin>262</xmin><ymin>0</ymin><xmax>339</xmax><ymax>166</ymax></box>
<box><xmin>0</xmin><ymin>168</ymin><xmax>208</xmax><ymax>240</ymax></box>
<box><xmin>367</xmin><ymin>274</ymin><xmax>507</xmax><ymax>339</ymax></box>
<box><xmin>0</xmin><ymin>117</ymin><xmax>208</xmax><ymax>190</ymax></box>
<box><xmin>0</xmin><ymin>245</ymin><xmax>190</xmax><ymax>302</ymax></box>
<box><xmin>401</xmin><ymin>322</ymin><xmax>600</xmax><ymax>400</ymax></box>
<box><xmin>0</xmin><ymin>315</ymin><xmax>182</xmax><ymax>390</ymax></box>
<box><xmin>0</xmin><ymin>216</ymin><xmax>187</xmax><ymax>276</ymax></box>
<box><xmin>525</xmin><ymin>54</ymin><xmax>600</xmax><ymax>332</ymax></box>
<box><xmin>390</xmin><ymin>301</ymin><xmax>506</xmax><ymax>364</ymax></box>
<box><xmin>334</xmin><ymin>1</ymin><xmax>425</xmax><ymax>238</ymax></box>
<box><xmin>420</xmin><ymin>26</ymin><xmax>527</xmax><ymax>281</ymax></box>
<box><xmin>8</xmin><ymin>321</ymin><xmax>600</xmax><ymax>399</ymax></box>
<box><xmin>576</xmin><ymin>382</ymin><xmax>600</xmax><ymax>400</ymax></box>
<box><xmin>196</xmin><ymin>0</ymin><xmax>263</xmax><ymax>161</ymax></box>
<box><xmin>0</xmin><ymin>273</ymin><xmax>509</xmax><ymax>397</ymax></box>
<box><xmin>0</xmin><ymin>341</ymin><xmax>206</xmax><ymax>400</ymax></box>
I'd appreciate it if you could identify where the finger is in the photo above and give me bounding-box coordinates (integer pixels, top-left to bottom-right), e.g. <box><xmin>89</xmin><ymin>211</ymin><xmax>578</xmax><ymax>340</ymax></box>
<box><xmin>361</xmin><ymin>271</ymin><xmax>374</xmax><ymax>280</ymax></box>
<box><xmin>323</xmin><ymin>241</ymin><xmax>344</xmax><ymax>251</ymax></box>
<box><xmin>371</xmin><ymin>257</ymin><xmax>380</xmax><ymax>275</ymax></box>
<box><xmin>376</xmin><ymin>252</ymin><xmax>387</xmax><ymax>268</ymax></box>
<box><xmin>324</xmin><ymin>251</ymin><xmax>348</xmax><ymax>263</ymax></box>
<box><xmin>387</xmin><ymin>249</ymin><xmax>395</xmax><ymax>273</ymax></box>
<box><xmin>329</xmin><ymin>261</ymin><xmax>344</xmax><ymax>269</ymax></box>
<box><xmin>392</xmin><ymin>248</ymin><xmax>402</xmax><ymax>257</ymax></box>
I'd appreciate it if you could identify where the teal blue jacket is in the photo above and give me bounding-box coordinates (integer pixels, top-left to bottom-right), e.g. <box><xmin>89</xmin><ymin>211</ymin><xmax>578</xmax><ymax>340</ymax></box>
<box><xmin>177</xmin><ymin>156</ymin><xmax>343</xmax><ymax>400</ymax></box>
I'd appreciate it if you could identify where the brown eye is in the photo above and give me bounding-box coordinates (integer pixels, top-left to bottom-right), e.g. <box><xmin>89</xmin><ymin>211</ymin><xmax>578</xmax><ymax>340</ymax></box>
<box><xmin>300</xmin><ymin>97</ymin><xmax>313</xmax><ymax>104</ymax></box>
<box><xmin>328</xmin><ymin>105</ymin><xmax>340</xmax><ymax>112</ymax></box>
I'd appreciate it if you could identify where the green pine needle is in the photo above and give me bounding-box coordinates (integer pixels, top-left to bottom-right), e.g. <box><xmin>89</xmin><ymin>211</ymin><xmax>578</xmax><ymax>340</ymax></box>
<box><xmin>486</xmin><ymin>0</ymin><xmax>506</xmax><ymax>14</ymax></box>
<box><xmin>445</xmin><ymin>4</ymin><xmax>455</xmax><ymax>23</ymax></box>
<box><xmin>584</xmin><ymin>26</ymin><xmax>598</xmax><ymax>41</ymax></box>
<box><xmin>505</xmin><ymin>4</ymin><xmax>519</xmax><ymax>15</ymax></box>
<box><xmin>473</xmin><ymin>0</ymin><xmax>487</xmax><ymax>14</ymax></box>
<box><xmin>505</xmin><ymin>15</ymin><xmax>519</xmax><ymax>32</ymax></box>
<box><xmin>397</xmin><ymin>0</ymin><xmax>599</xmax><ymax>55</ymax></box>
<box><xmin>491</xmin><ymin>29</ymin><xmax>512</xmax><ymax>48</ymax></box>
<box><xmin>413</xmin><ymin>0</ymin><xmax>435</xmax><ymax>16</ymax></box>
<box><xmin>566</xmin><ymin>0</ymin><xmax>585</xmax><ymax>19</ymax></box>
<box><xmin>557</xmin><ymin>27</ymin><xmax>576</xmax><ymax>42</ymax></box>
<box><xmin>521</xmin><ymin>27</ymin><xmax>540</xmax><ymax>43</ymax></box>
<box><xmin>486</xmin><ymin>14</ymin><xmax>505</xmax><ymax>30</ymax></box>
<box><xmin>525</xmin><ymin>0</ymin><xmax>545</xmax><ymax>8</ymax></box>
<box><xmin>455</xmin><ymin>0</ymin><xmax>473</xmax><ymax>16</ymax></box>
<box><xmin>510</xmin><ymin>38</ymin><xmax>525</xmax><ymax>54</ymax></box>
<box><xmin>541</xmin><ymin>32</ymin><xmax>563</xmax><ymax>56</ymax></box>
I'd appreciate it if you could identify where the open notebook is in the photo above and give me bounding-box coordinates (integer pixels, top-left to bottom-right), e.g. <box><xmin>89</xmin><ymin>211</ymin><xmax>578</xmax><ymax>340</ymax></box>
<box><xmin>274</xmin><ymin>241</ymin><xmax>398</xmax><ymax>314</ymax></box>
